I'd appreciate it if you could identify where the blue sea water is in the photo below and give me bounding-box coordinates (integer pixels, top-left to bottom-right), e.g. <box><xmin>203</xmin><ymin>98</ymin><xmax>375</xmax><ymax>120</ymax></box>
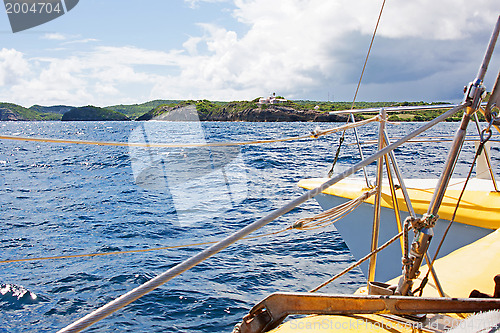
<box><xmin>0</xmin><ymin>120</ymin><xmax>497</xmax><ymax>332</ymax></box>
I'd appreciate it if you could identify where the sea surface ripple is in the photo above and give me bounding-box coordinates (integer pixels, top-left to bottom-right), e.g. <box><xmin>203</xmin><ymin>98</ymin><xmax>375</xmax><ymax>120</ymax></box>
<box><xmin>0</xmin><ymin>120</ymin><xmax>496</xmax><ymax>332</ymax></box>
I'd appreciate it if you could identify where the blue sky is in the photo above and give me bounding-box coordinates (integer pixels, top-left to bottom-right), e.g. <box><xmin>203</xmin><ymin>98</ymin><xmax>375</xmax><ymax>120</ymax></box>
<box><xmin>0</xmin><ymin>0</ymin><xmax>499</xmax><ymax>107</ymax></box>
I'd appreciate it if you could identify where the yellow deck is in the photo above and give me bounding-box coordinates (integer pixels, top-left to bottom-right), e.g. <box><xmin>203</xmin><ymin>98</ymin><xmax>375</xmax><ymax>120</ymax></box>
<box><xmin>270</xmin><ymin>313</ymin><xmax>426</xmax><ymax>332</ymax></box>
<box><xmin>270</xmin><ymin>219</ymin><xmax>500</xmax><ymax>332</ymax></box>
<box><xmin>298</xmin><ymin>178</ymin><xmax>500</xmax><ymax>230</ymax></box>
<box><xmin>270</xmin><ymin>229</ymin><xmax>500</xmax><ymax>332</ymax></box>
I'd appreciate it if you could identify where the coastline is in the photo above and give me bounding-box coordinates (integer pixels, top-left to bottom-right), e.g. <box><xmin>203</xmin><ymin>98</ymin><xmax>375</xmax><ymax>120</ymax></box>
<box><xmin>0</xmin><ymin>99</ymin><xmax>472</xmax><ymax>122</ymax></box>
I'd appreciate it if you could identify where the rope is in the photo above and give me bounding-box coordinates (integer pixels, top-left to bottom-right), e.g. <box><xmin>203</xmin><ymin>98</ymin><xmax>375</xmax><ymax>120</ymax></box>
<box><xmin>327</xmin><ymin>134</ymin><xmax>344</xmax><ymax>178</ymax></box>
<box><xmin>292</xmin><ymin>188</ymin><xmax>377</xmax><ymax>230</ymax></box>
<box><xmin>413</xmin><ymin>120</ymin><xmax>495</xmax><ymax>296</ymax></box>
<box><xmin>55</xmin><ymin>104</ymin><xmax>466</xmax><ymax>333</ymax></box>
<box><xmin>0</xmin><ymin>241</ymin><xmax>218</xmax><ymax>264</ymax></box>
<box><xmin>351</xmin><ymin>135</ymin><xmax>500</xmax><ymax>145</ymax></box>
<box><xmin>1</xmin><ymin>188</ymin><xmax>377</xmax><ymax>265</ymax></box>
<box><xmin>327</xmin><ymin>0</ymin><xmax>386</xmax><ymax>178</ymax></box>
<box><xmin>402</xmin><ymin>217</ymin><xmax>411</xmax><ymax>279</ymax></box>
<box><xmin>0</xmin><ymin>229</ymin><xmax>289</xmax><ymax>265</ymax></box>
<box><xmin>350</xmin><ymin>0</ymin><xmax>386</xmax><ymax>110</ymax></box>
<box><xmin>0</xmin><ymin>116</ymin><xmax>380</xmax><ymax>149</ymax></box>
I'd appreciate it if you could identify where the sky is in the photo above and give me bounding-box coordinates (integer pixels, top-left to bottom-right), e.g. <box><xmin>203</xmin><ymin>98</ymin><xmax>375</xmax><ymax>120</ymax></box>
<box><xmin>0</xmin><ymin>0</ymin><xmax>499</xmax><ymax>107</ymax></box>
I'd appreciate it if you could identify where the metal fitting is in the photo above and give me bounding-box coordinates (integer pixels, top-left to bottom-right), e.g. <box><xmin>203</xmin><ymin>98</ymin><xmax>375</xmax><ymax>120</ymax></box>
<box><xmin>463</xmin><ymin>79</ymin><xmax>486</xmax><ymax>110</ymax></box>
<box><xmin>410</xmin><ymin>213</ymin><xmax>438</xmax><ymax>231</ymax></box>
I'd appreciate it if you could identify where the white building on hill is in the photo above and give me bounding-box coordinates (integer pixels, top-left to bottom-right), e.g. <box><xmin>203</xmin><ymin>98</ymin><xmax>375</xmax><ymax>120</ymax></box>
<box><xmin>258</xmin><ymin>93</ymin><xmax>287</xmax><ymax>105</ymax></box>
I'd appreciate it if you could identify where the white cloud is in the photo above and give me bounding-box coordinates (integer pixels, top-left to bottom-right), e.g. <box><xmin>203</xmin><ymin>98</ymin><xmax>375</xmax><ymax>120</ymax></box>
<box><xmin>91</xmin><ymin>46</ymin><xmax>181</xmax><ymax>67</ymax></box>
<box><xmin>42</xmin><ymin>33</ymin><xmax>67</xmax><ymax>41</ymax></box>
<box><xmin>41</xmin><ymin>33</ymin><xmax>99</xmax><ymax>44</ymax></box>
<box><xmin>379</xmin><ymin>0</ymin><xmax>499</xmax><ymax>40</ymax></box>
<box><xmin>185</xmin><ymin>0</ymin><xmax>500</xmax><ymax>100</ymax></box>
<box><xmin>1</xmin><ymin>0</ymin><xmax>499</xmax><ymax>106</ymax></box>
<box><xmin>0</xmin><ymin>48</ymin><xmax>31</xmax><ymax>86</ymax></box>
<box><xmin>150</xmin><ymin>0</ymin><xmax>500</xmax><ymax>102</ymax></box>
<box><xmin>0</xmin><ymin>46</ymin><xmax>183</xmax><ymax>106</ymax></box>
<box><xmin>63</xmin><ymin>38</ymin><xmax>100</xmax><ymax>44</ymax></box>
<box><xmin>184</xmin><ymin>0</ymin><xmax>229</xmax><ymax>9</ymax></box>
<box><xmin>9</xmin><ymin>56</ymin><xmax>91</xmax><ymax>105</ymax></box>
<box><xmin>183</xmin><ymin>36</ymin><xmax>203</xmax><ymax>55</ymax></box>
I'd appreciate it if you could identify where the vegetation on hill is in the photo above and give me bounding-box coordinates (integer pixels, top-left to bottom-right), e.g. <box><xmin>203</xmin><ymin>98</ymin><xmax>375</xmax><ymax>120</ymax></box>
<box><xmin>61</xmin><ymin>106</ymin><xmax>130</xmax><ymax>121</ymax></box>
<box><xmin>0</xmin><ymin>98</ymin><xmax>490</xmax><ymax>122</ymax></box>
<box><xmin>132</xmin><ymin>99</ymin><xmax>473</xmax><ymax>122</ymax></box>
<box><xmin>136</xmin><ymin>99</ymin><xmax>349</xmax><ymax>122</ymax></box>
<box><xmin>107</xmin><ymin>100</ymin><xmax>183</xmax><ymax>119</ymax></box>
<box><xmin>0</xmin><ymin>102</ymin><xmax>61</xmax><ymax>120</ymax></box>
<box><xmin>29</xmin><ymin>105</ymin><xmax>74</xmax><ymax>115</ymax></box>
<box><xmin>195</xmin><ymin>99</ymin><xmax>229</xmax><ymax>114</ymax></box>
<box><xmin>135</xmin><ymin>101</ymin><xmax>193</xmax><ymax>120</ymax></box>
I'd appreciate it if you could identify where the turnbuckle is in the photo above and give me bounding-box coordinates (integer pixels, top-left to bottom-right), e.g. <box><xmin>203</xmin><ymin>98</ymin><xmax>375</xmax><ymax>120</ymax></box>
<box><xmin>480</xmin><ymin>111</ymin><xmax>497</xmax><ymax>145</ymax></box>
<box><xmin>464</xmin><ymin>79</ymin><xmax>487</xmax><ymax>110</ymax></box>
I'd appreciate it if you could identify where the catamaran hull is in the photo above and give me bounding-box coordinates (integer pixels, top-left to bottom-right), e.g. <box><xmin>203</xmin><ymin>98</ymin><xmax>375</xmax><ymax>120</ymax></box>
<box><xmin>314</xmin><ymin>192</ymin><xmax>493</xmax><ymax>283</ymax></box>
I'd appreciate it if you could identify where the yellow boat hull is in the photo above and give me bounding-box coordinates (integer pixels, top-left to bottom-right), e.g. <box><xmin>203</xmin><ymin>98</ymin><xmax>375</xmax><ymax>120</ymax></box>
<box><xmin>298</xmin><ymin>178</ymin><xmax>497</xmax><ymax>281</ymax></box>
<box><xmin>298</xmin><ymin>177</ymin><xmax>500</xmax><ymax>230</ymax></box>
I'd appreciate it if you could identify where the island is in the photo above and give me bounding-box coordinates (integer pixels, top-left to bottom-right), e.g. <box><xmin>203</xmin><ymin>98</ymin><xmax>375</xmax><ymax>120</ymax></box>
<box><xmin>136</xmin><ymin>100</ymin><xmax>348</xmax><ymax>122</ymax></box>
<box><xmin>0</xmin><ymin>97</ymin><xmax>473</xmax><ymax>122</ymax></box>
<box><xmin>61</xmin><ymin>106</ymin><xmax>130</xmax><ymax>121</ymax></box>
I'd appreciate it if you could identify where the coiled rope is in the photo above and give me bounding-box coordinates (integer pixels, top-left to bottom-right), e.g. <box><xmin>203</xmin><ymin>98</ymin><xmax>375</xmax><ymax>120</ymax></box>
<box><xmin>291</xmin><ymin>188</ymin><xmax>377</xmax><ymax>231</ymax></box>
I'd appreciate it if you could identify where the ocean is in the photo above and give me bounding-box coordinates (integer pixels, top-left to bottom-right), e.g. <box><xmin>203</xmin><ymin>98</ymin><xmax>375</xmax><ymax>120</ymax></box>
<box><xmin>0</xmin><ymin>120</ymin><xmax>497</xmax><ymax>332</ymax></box>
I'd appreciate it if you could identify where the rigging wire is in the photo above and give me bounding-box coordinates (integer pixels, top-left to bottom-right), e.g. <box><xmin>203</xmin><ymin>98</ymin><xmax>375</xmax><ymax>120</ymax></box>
<box><xmin>310</xmin><ymin>228</ymin><xmax>407</xmax><ymax>293</ymax></box>
<box><xmin>350</xmin><ymin>0</ymin><xmax>386</xmax><ymax>111</ymax></box>
<box><xmin>350</xmin><ymin>135</ymin><xmax>500</xmax><ymax>145</ymax></box>
<box><xmin>0</xmin><ymin>116</ymin><xmax>379</xmax><ymax>149</ymax></box>
<box><xmin>328</xmin><ymin>0</ymin><xmax>386</xmax><ymax>178</ymax></box>
<box><xmin>413</xmin><ymin>121</ymin><xmax>495</xmax><ymax>296</ymax></box>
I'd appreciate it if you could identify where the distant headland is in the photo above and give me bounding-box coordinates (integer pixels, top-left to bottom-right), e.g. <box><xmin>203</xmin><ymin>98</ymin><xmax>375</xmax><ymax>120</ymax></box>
<box><xmin>0</xmin><ymin>97</ymin><xmax>464</xmax><ymax>122</ymax></box>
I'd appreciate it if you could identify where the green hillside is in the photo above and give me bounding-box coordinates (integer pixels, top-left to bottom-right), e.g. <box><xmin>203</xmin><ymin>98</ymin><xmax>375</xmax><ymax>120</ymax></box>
<box><xmin>106</xmin><ymin>100</ymin><xmax>183</xmax><ymax>119</ymax></box>
<box><xmin>30</xmin><ymin>105</ymin><xmax>74</xmax><ymax>115</ymax></box>
<box><xmin>0</xmin><ymin>102</ymin><xmax>62</xmax><ymax>120</ymax></box>
<box><xmin>0</xmin><ymin>99</ymin><xmax>473</xmax><ymax>122</ymax></box>
<box><xmin>61</xmin><ymin>106</ymin><xmax>130</xmax><ymax>121</ymax></box>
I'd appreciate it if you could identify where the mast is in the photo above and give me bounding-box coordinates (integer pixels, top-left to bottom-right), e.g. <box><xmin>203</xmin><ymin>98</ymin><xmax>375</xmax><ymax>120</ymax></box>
<box><xmin>396</xmin><ymin>15</ymin><xmax>500</xmax><ymax>296</ymax></box>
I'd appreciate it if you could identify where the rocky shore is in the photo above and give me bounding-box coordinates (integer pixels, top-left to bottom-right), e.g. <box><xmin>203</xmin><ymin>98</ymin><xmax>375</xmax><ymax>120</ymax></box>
<box><xmin>137</xmin><ymin>104</ymin><xmax>348</xmax><ymax>122</ymax></box>
<box><xmin>0</xmin><ymin>107</ymin><xmax>24</xmax><ymax>121</ymax></box>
